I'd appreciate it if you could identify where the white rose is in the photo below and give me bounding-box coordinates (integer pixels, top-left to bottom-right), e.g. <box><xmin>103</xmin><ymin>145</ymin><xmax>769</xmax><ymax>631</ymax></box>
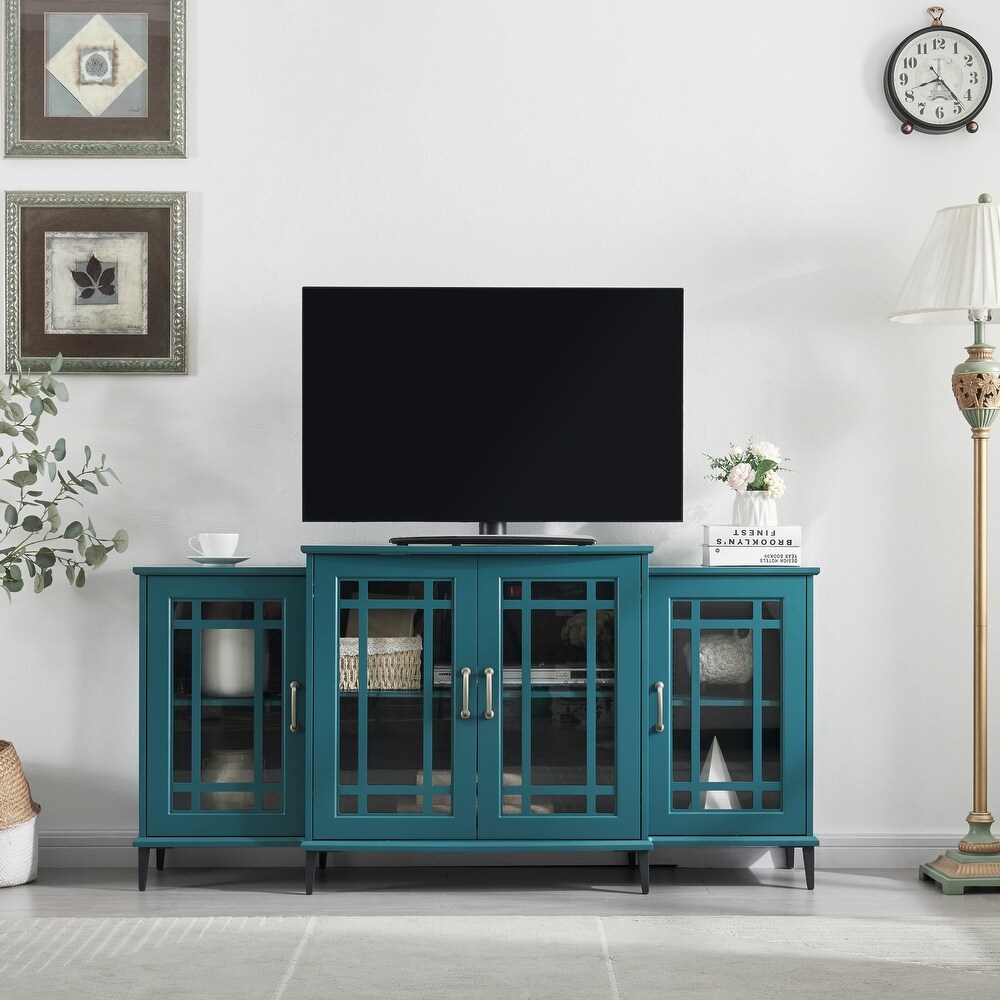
<box><xmin>727</xmin><ymin>463</ymin><xmax>754</xmax><ymax>492</ymax></box>
<box><xmin>751</xmin><ymin>440</ymin><xmax>782</xmax><ymax>463</ymax></box>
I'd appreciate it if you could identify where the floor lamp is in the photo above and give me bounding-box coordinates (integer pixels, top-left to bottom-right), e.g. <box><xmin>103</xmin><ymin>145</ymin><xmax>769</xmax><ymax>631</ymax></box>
<box><xmin>890</xmin><ymin>193</ymin><xmax>1000</xmax><ymax>894</ymax></box>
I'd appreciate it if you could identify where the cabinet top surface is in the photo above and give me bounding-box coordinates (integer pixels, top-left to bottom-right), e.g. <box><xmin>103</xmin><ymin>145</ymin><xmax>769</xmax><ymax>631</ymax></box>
<box><xmin>133</xmin><ymin>565</ymin><xmax>306</xmax><ymax>576</ymax></box>
<box><xmin>650</xmin><ymin>565</ymin><xmax>820</xmax><ymax>576</ymax></box>
<box><xmin>300</xmin><ymin>544</ymin><xmax>654</xmax><ymax>556</ymax></box>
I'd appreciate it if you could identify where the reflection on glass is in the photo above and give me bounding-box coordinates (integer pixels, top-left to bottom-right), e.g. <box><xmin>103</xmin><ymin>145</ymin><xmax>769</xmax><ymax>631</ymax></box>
<box><xmin>172</xmin><ymin>703</ymin><xmax>191</xmax><ymax>786</ymax></box>
<box><xmin>701</xmin><ymin>601</ymin><xmax>752</xmax><ymax>620</ymax></box>
<box><xmin>173</xmin><ymin>628</ymin><xmax>192</xmax><ymax>697</ymax></box>
<box><xmin>202</xmin><ymin>601</ymin><xmax>253</xmax><ymax>620</ymax></box>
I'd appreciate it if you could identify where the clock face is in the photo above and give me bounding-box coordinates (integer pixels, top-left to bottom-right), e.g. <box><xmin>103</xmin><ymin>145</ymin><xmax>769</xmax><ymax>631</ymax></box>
<box><xmin>885</xmin><ymin>27</ymin><xmax>992</xmax><ymax>133</ymax></box>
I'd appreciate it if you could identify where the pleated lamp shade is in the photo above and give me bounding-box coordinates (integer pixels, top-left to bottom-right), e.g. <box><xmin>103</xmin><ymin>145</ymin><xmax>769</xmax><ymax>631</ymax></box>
<box><xmin>890</xmin><ymin>194</ymin><xmax>1000</xmax><ymax>324</ymax></box>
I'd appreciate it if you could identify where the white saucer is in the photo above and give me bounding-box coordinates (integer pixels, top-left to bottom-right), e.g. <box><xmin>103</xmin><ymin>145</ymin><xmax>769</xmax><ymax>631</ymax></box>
<box><xmin>188</xmin><ymin>556</ymin><xmax>249</xmax><ymax>566</ymax></box>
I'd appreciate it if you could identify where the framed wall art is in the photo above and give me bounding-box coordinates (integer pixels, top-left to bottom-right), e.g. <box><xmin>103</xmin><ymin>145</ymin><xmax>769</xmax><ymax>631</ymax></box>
<box><xmin>4</xmin><ymin>0</ymin><xmax>185</xmax><ymax>157</ymax></box>
<box><xmin>5</xmin><ymin>190</ymin><xmax>187</xmax><ymax>373</ymax></box>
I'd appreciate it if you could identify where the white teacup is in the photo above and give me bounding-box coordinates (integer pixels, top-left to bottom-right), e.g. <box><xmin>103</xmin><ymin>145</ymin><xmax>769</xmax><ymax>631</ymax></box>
<box><xmin>189</xmin><ymin>532</ymin><xmax>239</xmax><ymax>557</ymax></box>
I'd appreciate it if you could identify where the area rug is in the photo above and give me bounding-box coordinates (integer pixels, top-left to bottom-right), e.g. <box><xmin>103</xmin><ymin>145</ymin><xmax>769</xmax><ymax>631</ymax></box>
<box><xmin>1</xmin><ymin>914</ymin><xmax>999</xmax><ymax>999</ymax></box>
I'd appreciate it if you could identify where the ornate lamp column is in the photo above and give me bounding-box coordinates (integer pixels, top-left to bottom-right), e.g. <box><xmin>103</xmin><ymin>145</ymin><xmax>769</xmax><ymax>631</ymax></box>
<box><xmin>891</xmin><ymin>194</ymin><xmax>1000</xmax><ymax>893</ymax></box>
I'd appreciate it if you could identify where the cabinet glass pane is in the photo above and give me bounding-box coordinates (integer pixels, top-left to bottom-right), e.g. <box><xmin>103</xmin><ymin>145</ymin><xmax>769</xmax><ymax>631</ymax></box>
<box><xmin>337</xmin><ymin>585</ymin><xmax>455</xmax><ymax>817</ymax></box>
<box><xmin>499</xmin><ymin>583</ymin><xmax>617</xmax><ymax>817</ymax></box>
<box><xmin>165</xmin><ymin>596</ymin><xmax>291</xmax><ymax>816</ymax></box>
<box><xmin>669</xmin><ymin>597</ymin><xmax>786</xmax><ymax>815</ymax></box>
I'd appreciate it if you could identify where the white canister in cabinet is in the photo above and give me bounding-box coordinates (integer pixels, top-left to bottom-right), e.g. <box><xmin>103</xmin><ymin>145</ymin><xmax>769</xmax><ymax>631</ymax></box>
<box><xmin>202</xmin><ymin>628</ymin><xmax>258</xmax><ymax>696</ymax></box>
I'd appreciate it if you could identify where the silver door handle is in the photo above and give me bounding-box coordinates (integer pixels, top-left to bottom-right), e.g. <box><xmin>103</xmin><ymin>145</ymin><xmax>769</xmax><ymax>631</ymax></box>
<box><xmin>289</xmin><ymin>680</ymin><xmax>301</xmax><ymax>732</ymax></box>
<box><xmin>654</xmin><ymin>680</ymin><xmax>665</xmax><ymax>733</ymax></box>
<box><xmin>484</xmin><ymin>667</ymin><xmax>495</xmax><ymax>720</ymax></box>
<box><xmin>460</xmin><ymin>667</ymin><xmax>472</xmax><ymax>719</ymax></box>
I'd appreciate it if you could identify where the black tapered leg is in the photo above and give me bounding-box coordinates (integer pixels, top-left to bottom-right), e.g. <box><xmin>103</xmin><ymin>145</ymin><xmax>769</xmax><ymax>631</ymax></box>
<box><xmin>783</xmin><ymin>846</ymin><xmax>795</xmax><ymax>869</ymax></box>
<box><xmin>319</xmin><ymin>852</ymin><xmax>328</xmax><ymax>870</ymax></box>
<box><xmin>627</xmin><ymin>851</ymin><xmax>637</xmax><ymax>868</ymax></box>
<box><xmin>803</xmin><ymin>846</ymin><xmax>815</xmax><ymax>890</ymax></box>
<box><xmin>138</xmin><ymin>848</ymin><xmax>151</xmax><ymax>891</ymax></box>
<box><xmin>305</xmin><ymin>851</ymin><xmax>319</xmax><ymax>895</ymax></box>
<box><xmin>638</xmin><ymin>853</ymin><xmax>650</xmax><ymax>894</ymax></box>
<box><xmin>155</xmin><ymin>848</ymin><xmax>166</xmax><ymax>871</ymax></box>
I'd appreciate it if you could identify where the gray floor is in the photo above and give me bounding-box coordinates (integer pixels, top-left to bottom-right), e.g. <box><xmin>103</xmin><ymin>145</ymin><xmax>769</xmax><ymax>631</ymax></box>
<box><xmin>4</xmin><ymin>864</ymin><xmax>1000</xmax><ymax>918</ymax></box>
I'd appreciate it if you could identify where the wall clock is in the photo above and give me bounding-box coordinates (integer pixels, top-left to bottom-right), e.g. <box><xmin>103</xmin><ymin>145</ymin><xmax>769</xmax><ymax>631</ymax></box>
<box><xmin>883</xmin><ymin>7</ymin><xmax>992</xmax><ymax>134</ymax></box>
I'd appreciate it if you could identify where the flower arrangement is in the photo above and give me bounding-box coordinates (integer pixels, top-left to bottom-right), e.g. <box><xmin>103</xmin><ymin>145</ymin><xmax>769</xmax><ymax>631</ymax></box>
<box><xmin>705</xmin><ymin>438</ymin><xmax>791</xmax><ymax>499</ymax></box>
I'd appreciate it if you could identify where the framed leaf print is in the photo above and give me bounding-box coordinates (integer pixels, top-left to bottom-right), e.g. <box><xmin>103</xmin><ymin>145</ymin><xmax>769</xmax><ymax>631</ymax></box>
<box><xmin>5</xmin><ymin>190</ymin><xmax>187</xmax><ymax>373</ymax></box>
<box><xmin>4</xmin><ymin>0</ymin><xmax>185</xmax><ymax>157</ymax></box>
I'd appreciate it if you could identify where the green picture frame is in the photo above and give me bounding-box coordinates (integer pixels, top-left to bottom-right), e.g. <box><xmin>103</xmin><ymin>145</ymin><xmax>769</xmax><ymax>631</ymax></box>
<box><xmin>4</xmin><ymin>0</ymin><xmax>185</xmax><ymax>157</ymax></box>
<box><xmin>5</xmin><ymin>190</ymin><xmax>187</xmax><ymax>373</ymax></box>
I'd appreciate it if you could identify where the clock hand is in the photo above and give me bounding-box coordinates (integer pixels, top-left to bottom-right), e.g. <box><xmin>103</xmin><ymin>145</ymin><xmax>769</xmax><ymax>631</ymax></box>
<box><xmin>926</xmin><ymin>67</ymin><xmax>965</xmax><ymax>107</ymax></box>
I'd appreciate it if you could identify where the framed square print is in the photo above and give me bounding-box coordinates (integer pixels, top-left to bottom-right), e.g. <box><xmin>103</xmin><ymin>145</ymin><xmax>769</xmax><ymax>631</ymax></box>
<box><xmin>5</xmin><ymin>190</ymin><xmax>187</xmax><ymax>373</ymax></box>
<box><xmin>4</xmin><ymin>0</ymin><xmax>185</xmax><ymax>156</ymax></box>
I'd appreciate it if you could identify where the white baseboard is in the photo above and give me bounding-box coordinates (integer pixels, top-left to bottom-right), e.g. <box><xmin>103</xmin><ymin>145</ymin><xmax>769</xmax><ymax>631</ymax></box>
<box><xmin>38</xmin><ymin>832</ymin><xmax>961</xmax><ymax>871</ymax></box>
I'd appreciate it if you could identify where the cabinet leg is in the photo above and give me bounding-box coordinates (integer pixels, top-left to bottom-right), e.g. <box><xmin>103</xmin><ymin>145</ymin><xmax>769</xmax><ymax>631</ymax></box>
<box><xmin>803</xmin><ymin>846</ymin><xmax>815</xmax><ymax>890</ymax></box>
<box><xmin>319</xmin><ymin>851</ymin><xmax>328</xmax><ymax>870</ymax></box>
<box><xmin>627</xmin><ymin>851</ymin><xmax>637</xmax><ymax>868</ymax></box>
<box><xmin>155</xmin><ymin>848</ymin><xmax>166</xmax><ymax>871</ymax></box>
<box><xmin>638</xmin><ymin>853</ymin><xmax>650</xmax><ymax>894</ymax></box>
<box><xmin>138</xmin><ymin>848</ymin><xmax>150</xmax><ymax>891</ymax></box>
<box><xmin>783</xmin><ymin>846</ymin><xmax>795</xmax><ymax>869</ymax></box>
<box><xmin>305</xmin><ymin>851</ymin><xmax>319</xmax><ymax>895</ymax></box>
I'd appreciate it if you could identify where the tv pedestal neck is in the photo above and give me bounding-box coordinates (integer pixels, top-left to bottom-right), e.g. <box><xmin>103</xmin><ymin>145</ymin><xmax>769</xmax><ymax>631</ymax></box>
<box><xmin>389</xmin><ymin>520</ymin><xmax>596</xmax><ymax>546</ymax></box>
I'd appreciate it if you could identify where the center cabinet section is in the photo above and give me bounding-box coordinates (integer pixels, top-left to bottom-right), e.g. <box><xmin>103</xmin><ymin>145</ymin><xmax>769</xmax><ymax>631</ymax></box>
<box><xmin>305</xmin><ymin>546</ymin><xmax>650</xmax><ymax>883</ymax></box>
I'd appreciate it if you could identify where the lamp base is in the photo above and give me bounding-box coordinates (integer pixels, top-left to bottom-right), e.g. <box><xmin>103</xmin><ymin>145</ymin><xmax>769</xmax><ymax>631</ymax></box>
<box><xmin>919</xmin><ymin>818</ymin><xmax>1000</xmax><ymax>894</ymax></box>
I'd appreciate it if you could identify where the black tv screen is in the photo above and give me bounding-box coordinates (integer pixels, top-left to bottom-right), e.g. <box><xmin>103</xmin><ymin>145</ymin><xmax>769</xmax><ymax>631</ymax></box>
<box><xmin>302</xmin><ymin>286</ymin><xmax>683</xmax><ymax>535</ymax></box>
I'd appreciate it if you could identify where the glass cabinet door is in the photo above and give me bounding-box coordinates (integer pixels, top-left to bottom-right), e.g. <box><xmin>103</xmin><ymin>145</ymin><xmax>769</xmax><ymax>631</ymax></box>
<box><xmin>476</xmin><ymin>557</ymin><xmax>642</xmax><ymax>840</ymax></box>
<box><xmin>311</xmin><ymin>557</ymin><xmax>479</xmax><ymax>839</ymax></box>
<box><xmin>145</xmin><ymin>575</ymin><xmax>305</xmax><ymax>837</ymax></box>
<box><xmin>648</xmin><ymin>576</ymin><xmax>807</xmax><ymax>836</ymax></box>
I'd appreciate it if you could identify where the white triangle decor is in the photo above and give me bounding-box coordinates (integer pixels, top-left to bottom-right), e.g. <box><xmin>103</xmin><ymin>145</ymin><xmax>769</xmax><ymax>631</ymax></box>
<box><xmin>699</xmin><ymin>736</ymin><xmax>741</xmax><ymax>810</ymax></box>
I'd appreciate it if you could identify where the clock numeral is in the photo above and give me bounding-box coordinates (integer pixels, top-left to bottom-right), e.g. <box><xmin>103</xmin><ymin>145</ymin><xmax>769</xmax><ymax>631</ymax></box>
<box><xmin>954</xmin><ymin>42</ymin><xmax>962</xmax><ymax>54</ymax></box>
<box><xmin>965</xmin><ymin>89</ymin><xmax>973</xmax><ymax>100</ymax></box>
<box><xmin>898</xmin><ymin>72</ymin><xmax>909</xmax><ymax>87</ymax></box>
<box><xmin>902</xmin><ymin>56</ymin><xmax>918</xmax><ymax>69</ymax></box>
<box><xmin>917</xmin><ymin>42</ymin><xmax>928</xmax><ymax>55</ymax></box>
<box><xmin>936</xmin><ymin>105</ymin><xmax>946</xmax><ymax>120</ymax></box>
<box><xmin>918</xmin><ymin>102</ymin><xmax>927</xmax><ymax>116</ymax></box>
<box><xmin>970</xmin><ymin>71</ymin><xmax>980</xmax><ymax>84</ymax></box>
<box><xmin>933</xmin><ymin>36</ymin><xmax>945</xmax><ymax>50</ymax></box>
<box><xmin>904</xmin><ymin>90</ymin><xmax>915</xmax><ymax>103</ymax></box>
<box><xmin>964</xmin><ymin>53</ymin><xmax>974</xmax><ymax>65</ymax></box>
<box><xmin>953</xmin><ymin>102</ymin><xmax>962</xmax><ymax>115</ymax></box>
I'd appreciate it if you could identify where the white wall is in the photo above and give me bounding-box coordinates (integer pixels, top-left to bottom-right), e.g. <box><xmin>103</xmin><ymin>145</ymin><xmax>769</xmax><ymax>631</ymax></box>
<box><xmin>3</xmin><ymin>0</ymin><xmax>997</xmax><ymax>868</ymax></box>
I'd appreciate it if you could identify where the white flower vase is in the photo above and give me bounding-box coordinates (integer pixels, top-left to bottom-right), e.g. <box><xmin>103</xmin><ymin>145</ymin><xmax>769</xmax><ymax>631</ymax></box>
<box><xmin>732</xmin><ymin>490</ymin><xmax>777</xmax><ymax>527</ymax></box>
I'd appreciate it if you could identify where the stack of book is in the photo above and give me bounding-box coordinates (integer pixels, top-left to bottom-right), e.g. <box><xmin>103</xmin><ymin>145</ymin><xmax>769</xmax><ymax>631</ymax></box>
<box><xmin>702</xmin><ymin>524</ymin><xmax>803</xmax><ymax>566</ymax></box>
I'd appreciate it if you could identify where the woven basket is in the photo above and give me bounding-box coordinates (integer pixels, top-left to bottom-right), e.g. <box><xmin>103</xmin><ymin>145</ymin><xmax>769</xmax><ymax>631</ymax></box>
<box><xmin>0</xmin><ymin>741</ymin><xmax>40</xmax><ymax>831</ymax></box>
<box><xmin>0</xmin><ymin>815</ymin><xmax>38</xmax><ymax>887</ymax></box>
<box><xmin>0</xmin><ymin>741</ymin><xmax>40</xmax><ymax>888</ymax></box>
<box><xmin>339</xmin><ymin>636</ymin><xmax>422</xmax><ymax>691</ymax></box>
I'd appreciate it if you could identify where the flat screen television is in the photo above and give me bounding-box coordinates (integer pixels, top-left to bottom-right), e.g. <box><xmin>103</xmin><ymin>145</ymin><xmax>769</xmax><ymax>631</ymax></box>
<box><xmin>302</xmin><ymin>286</ymin><xmax>683</xmax><ymax>544</ymax></box>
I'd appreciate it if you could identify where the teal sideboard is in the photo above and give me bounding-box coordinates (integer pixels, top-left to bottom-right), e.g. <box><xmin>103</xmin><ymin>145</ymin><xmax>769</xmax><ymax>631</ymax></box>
<box><xmin>133</xmin><ymin>555</ymin><xmax>818</xmax><ymax>892</ymax></box>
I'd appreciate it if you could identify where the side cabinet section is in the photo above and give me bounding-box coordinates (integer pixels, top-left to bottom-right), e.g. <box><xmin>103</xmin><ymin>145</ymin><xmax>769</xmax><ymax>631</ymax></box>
<box><xmin>137</xmin><ymin>568</ymin><xmax>307</xmax><ymax>840</ymax></box>
<box><xmin>647</xmin><ymin>569</ymin><xmax>816</xmax><ymax>841</ymax></box>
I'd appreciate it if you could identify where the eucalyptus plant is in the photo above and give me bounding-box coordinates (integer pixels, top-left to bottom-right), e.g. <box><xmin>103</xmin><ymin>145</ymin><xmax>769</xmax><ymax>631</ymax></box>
<box><xmin>0</xmin><ymin>354</ymin><xmax>127</xmax><ymax>597</ymax></box>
